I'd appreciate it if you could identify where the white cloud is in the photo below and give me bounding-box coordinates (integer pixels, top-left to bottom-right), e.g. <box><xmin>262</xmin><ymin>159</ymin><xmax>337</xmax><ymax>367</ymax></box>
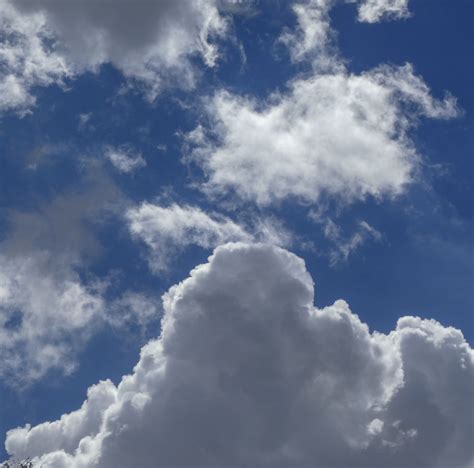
<box><xmin>127</xmin><ymin>202</ymin><xmax>291</xmax><ymax>273</ymax></box>
<box><xmin>105</xmin><ymin>146</ymin><xmax>146</xmax><ymax>174</ymax></box>
<box><xmin>0</xmin><ymin>250</ymin><xmax>161</xmax><ymax>385</ymax></box>
<box><xmin>5</xmin><ymin>243</ymin><xmax>472</xmax><ymax>467</ymax></box>
<box><xmin>0</xmin><ymin>181</ymin><xmax>160</xmax><ymax>384</ymax></box>
<box><xmin>278</xmin><ymin>0</ymin><xmax>341</xmax><ymax>71</ymax></box>
<box><xmin>0</xmin><ymin>0</ymin><xmax>228</xmax><ymax>112</ymax></box>
<box><xmin>356</xmin><ymin>0</ymin><xmax>411</xmax><ymax>23</ymax></box>
<box><xmin>278</xmin><ymin>0</ymin><xmax>411</xmax><ymax>68</ymax></box>
<box><xmin>0</xmin><ymin>0</ymin><xmax>72</xmax><ymax>113</ymax></box>
<box><xmin>189</xmin><ymin>64</ymin><xmax>457</xmax><ymax>207</ymax></box>
<box><xmin>0</xmin><ymin>0</ymin><xmax>413</xmax><ymax>114</ymax></box>
<box><xmin>0</xmin><ymin>252</ymin><xmax>104</xmax><ymax>384</ymax></box>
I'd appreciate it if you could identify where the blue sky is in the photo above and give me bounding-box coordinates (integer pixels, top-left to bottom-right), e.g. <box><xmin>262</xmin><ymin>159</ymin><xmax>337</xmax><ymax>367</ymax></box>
<box><xmin>0</xmin><ymin>1</ymin><xmax>472</xmax><ymax>466</ymax></box>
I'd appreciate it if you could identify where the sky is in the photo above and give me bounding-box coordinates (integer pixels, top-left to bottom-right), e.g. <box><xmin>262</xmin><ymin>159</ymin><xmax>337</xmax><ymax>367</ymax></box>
<box><xmin>0</xmin><ymin>0</ymin><xmax>472</xmax><ymax>467</ymax></box>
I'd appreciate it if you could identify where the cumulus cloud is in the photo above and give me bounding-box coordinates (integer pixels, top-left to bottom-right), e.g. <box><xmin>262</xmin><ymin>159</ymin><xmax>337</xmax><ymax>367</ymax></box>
<box><xmin>4</xmin><ymin>243</ymin><xmax>472</xmax><ymax>467</ymax></box>
<box><xmin>185</xmin><ymin>0</ymin><xmax>450</xmax><ymax>209</ymax></box>
<box><xmin>127</xmin><ymin>202</ymin><xmax>291</xmax><ymax>272</ymax></box>
<box><xmin>105</xmin><ymin>146</ymin><xmax>146</xmax><ymax>174</ymax></box>
<box><xmin>189</xmin><ymin>64</ymin><xmax>457</xmax><ymax>207</ymax></box>
<box><xmin>0</xmin><ymin>0</ymin><xmax>228</xmax><ymax>112</ymax></box>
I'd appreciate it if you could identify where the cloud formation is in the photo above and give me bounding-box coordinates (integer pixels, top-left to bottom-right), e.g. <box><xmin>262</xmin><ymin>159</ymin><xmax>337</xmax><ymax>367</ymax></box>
<box><xmin>0</xmin><ymin>0</ymin><xmax>227</xmax><ymax>112</ymax></box>
<box><xmin>309</xmin><ymin>213</ymin><xmax>383</xmax><ymax>265</ymax></box>
<box><xmin>189</xmin><ymin>64</ymin><xmax>457</xmax><ymax>207</ymax></box>
<box><xmin>0</xmin><ymin>251</ymin><xmax>104</xmax><ymax>384</ymax></box>
<box><xmin>356</xmin><ymin>0</ymin><xmax>411</xmax><ymax>23</ymax></box>
<box><xmin>105</xmin><ymin>146</ymin><xmax>146</xmax><ymax>174</ymax></box>
<box><xmin>127</xmin><ymin>202</ymin><xmax>291</xmax><ymax>272</ymax></box>
<box><xmin>0</xmin><ymin>0</ymin><xmax>71</xmax><ymax>113</ymax></box>
<box><xmin>278</xmin><ymin>0</ymin><xmax>339</xmax><ymax>71</ymax></box>
<box><xmin>0</xmin><ymin>250</ymin><xmax>160</xmax><ymax>386</ymax></box>
<box><xmin>0</xmin><ymin>176</ymin><xmax>159</xmax><ymax>384</ymax></box>
<box><xmin>5</xmin><ymin>243</ymin><xmax>472</xmax><ymax>467</ymax></box>
<box><xmin>279</xmin><ymin>0</ymin><xmax>411</xmax><ymax>68</ymax></box>
<box><xmin>0</xmin><ymin>0</ymin><xmax>412</xmax><ymax>114</ymax></box>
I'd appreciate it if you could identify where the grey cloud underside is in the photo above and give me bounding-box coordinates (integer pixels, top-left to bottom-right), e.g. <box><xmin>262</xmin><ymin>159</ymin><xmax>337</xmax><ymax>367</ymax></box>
<box><xmin>6</xmin><ymin>244</ymin><xmax>472</xmax><ymax>467</ymax></box>
<box><xmin>0</xmin><ymin>0</ymin><xmax>226</xmax><ymax>112</ymax></box>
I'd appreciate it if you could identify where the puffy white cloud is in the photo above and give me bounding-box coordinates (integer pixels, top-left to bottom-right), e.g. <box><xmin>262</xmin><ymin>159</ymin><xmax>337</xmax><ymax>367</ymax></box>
<box><xmin>105</xmin><ymin>146</ymin><xmax>146</xmax><ymax>174</ymax></box>
<box><xmin>127</xmin><ymin>202</ymin><xmax>291</xmax><ymax>272</ymax></box>
<box><xmin>377</xmin><ymin>317</ymin><xmax>474</xmax><ymax>466</ymax></box>
<box><xmin>356</xmin><ymin>0</ymin><xmax>411</xmax><ymax>23</ymax></box>
<box><xmin>5</xmin><ymin>378</ymin><xmax>117</xmax><ymax>458</ymax></box>
<box><xmin>0</xmin><ymin>0</ymin><xmax>228</xmax><ymax>112</ymax></box>
<box><xmin>5</xmin><ymin>243</ymin><xmax>472</xmax><ymax>467</ymax></box>
<box><xmin>194</xmin><ymin>0</ymin><xmax>437</xmax><ymax>212</ymax></box>
<box><xmin>189</xmin><ymin>64</ymin><xmax>457</xmax><ymax>207</ymax></box>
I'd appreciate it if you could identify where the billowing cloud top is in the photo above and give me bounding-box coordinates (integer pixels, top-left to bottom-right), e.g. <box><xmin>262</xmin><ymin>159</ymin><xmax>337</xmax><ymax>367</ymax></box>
<box><xmin>6</xmin><ymin>244</ymin><xmax>473</xmax><ymax>467</ymax></box>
